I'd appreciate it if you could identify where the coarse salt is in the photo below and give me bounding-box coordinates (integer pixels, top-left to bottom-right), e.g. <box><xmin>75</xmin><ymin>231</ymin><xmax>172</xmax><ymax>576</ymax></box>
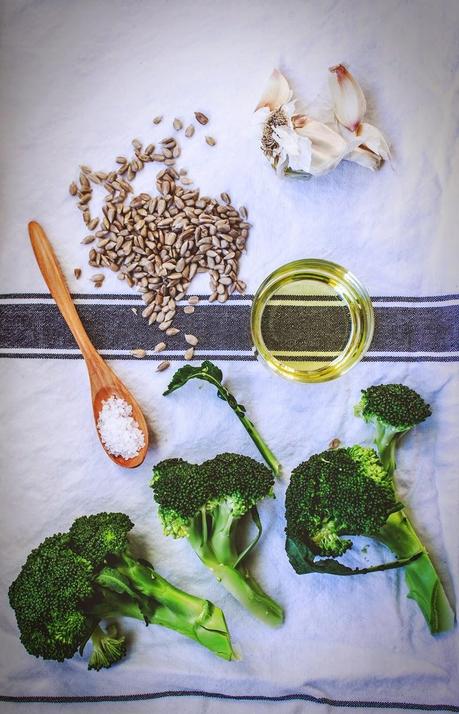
<box><xmin>97</xmin><ymin>396</ymin><xmax>145</xmax><ymax>460</ymax></box>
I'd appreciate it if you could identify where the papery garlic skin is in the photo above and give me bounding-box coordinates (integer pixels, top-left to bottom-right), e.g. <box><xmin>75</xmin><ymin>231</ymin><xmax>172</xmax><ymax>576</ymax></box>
<box><xmin>273</xmin><ymin>124</ymin><xmax>313</xmax><ymax>173</ymax></box>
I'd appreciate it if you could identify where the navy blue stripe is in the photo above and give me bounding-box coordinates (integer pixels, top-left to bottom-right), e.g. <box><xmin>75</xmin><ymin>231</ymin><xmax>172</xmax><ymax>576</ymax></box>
<box><xmin>0</xmin><ymin>353</ymin><xmax>257</xmax><ymax>361</ymax></box>
<box><xmin>0</xmin><ymin>354</ymin><xmax>457</xmax><ymax>362</ymax></box>
<box><xmin>0</xmin><ymin>689</ymin><xmax>457</xmax><ymax>710</ymax></box>
<box><xmin>1</xmin><ymin>293</ymin><xmax>458</xmax><ymax>302</ymax></box>
<box><xmin>1</xmin><ymin>304</ymin><xmax>458</xmax><ymax>353</ymax></box>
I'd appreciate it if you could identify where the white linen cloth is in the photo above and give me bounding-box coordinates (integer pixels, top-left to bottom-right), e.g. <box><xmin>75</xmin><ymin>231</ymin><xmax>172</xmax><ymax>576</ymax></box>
<box><xmin>0</xmin><ymin>1</ymin><xmax>458</xmax><ymax>712</ymax></box>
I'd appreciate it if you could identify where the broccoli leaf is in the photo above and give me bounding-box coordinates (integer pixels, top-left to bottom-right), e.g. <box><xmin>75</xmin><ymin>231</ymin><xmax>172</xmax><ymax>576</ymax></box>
<box><xmin>164</xmin><ymin>361</ymin><xmax>280</xmax><ymax>476</ymax></box>
<box><xmin>96</xmin><ymin>567</ymin><xmax>142</xmax><ymax>601</ymax></box>
<box><xmin>285</xmin><ymin>536</ymin><xmax>422</xmax><ymax>576</ymax></box>
<box><xmin>234</xmin><ymin>507</ymin><xmax>263</xmax><ymax>568</ymax></box>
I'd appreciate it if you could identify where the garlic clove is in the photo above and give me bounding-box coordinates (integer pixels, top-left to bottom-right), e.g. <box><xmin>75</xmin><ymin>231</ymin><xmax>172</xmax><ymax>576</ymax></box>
<box><xmin>329</xmin><ymin>64</ymin><xmax>366</xmax><ymax>132</ymax></box>
<box><xmin>357</xmin><ymin>122</ymin><xmax>391</xmax><ymax>161</ymax></box>
<box><xmin>344</xmin><ymin>146</ymin><xmax>382</xmax><ymax>171</ymax></box>
<box><xmin>295</xmin><ymin>118</ymin><xmax>347</xmax><ymax>175</ymax></box>
<box><xmin>255</xmin><ymin>68</ymin><xmax>292</xmax><ymax>112</ymax></box>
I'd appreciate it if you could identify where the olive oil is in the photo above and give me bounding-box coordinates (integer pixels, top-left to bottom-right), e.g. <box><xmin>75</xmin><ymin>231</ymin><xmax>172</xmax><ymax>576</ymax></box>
<box><xmin>251</xmin><ymin>259</ymin><xmax>374</xmax><ymax>382</ymax></box>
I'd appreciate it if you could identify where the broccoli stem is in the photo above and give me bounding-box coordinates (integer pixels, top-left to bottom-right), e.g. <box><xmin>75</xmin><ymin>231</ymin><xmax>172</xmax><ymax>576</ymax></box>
<box><xmin>209</xmin><ymin>561</ymin><xmax>283</xmax><ymax>627</ymax></box>
<box><xmin>377</xmin><ymin>511</ymin><xmax>455</xmax><ymax>633</ymax></box>
<box><xmin>100</xmin><ymin>558</ymin><xmax>236</xmax><ymax>660</ymax></box>
<box><xmin>374</xmin><ymin>423</ymin><xmax>400</xmax><ymax>474</ymax></box>
<box><xmin>237</xmin><ymin>412</ymin><xmax>281</xmax><ymax>477</ymax></box>
<box><xmin>189</xmin><ymin>510</ymin><xmax>283</xmax><ymax>627</ymax></box>
<box><xmin>373</xmin><ymin>429</ymin><xmax>455</xmax><ymax>633</ymax></box>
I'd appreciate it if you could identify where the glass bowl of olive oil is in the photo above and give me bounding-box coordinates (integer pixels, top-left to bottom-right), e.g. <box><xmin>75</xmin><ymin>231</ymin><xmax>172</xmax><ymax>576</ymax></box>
<box><xmin>251</xmin><ymin>259</ymin><xmax>374</xmax><ymax>382</ymax></box>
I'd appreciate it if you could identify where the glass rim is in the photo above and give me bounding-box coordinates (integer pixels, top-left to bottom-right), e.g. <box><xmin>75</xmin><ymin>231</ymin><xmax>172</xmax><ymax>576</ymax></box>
<box><xmin>250</xmin><ymin>259</ymin><xmax>375</xmax><ymax>383</ymax></box>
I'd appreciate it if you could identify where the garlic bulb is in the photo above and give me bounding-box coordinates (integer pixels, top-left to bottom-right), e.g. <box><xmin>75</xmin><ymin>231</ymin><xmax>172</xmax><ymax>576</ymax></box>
<box><xmin>256</xmin><ymin>65</ymin><xmax>390</xmax><ymax>177</ymax></box>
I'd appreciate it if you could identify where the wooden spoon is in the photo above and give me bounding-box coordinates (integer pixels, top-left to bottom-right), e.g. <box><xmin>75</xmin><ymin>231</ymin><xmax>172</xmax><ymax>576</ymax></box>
<box><xmin>28</xmin><ymin>221</ymin><xmax>149</xmax><ymax>468</ymax></box>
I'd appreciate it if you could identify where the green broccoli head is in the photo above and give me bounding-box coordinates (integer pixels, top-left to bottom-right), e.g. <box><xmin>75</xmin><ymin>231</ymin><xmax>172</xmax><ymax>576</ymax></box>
<box><xmin>356</xmin><ymin>384</ymin><xmax>432</xmax><ymax>433</ymax></box>
<box><xmin>88</xmin><ymin>623</ymin><xmax>127</xmax><ymax>671</ymax></box>
<box><xmin>8</xmin><ymin>533</ymin><xmax>94</xmax><ymax>662</ymax></box>
<box><xmin>285</xmin><ymin>446</ymin><xmax>400</xmax><ymax>558</ymax></box>
<box><xmin>202</xmin><ymin>453</ymin><xmax>275</xmax><ymax>517</ymax></box>
<box><xmin>151</xmin><ymin>454</ymin><xmax>275</xmax><ymax>536</ymax></box>
<box><xmin>151</xmin><ymin>453</ymin><xmax>283</xmax><ymax>626</ymax></box>
<box><xmin>151</xmin><ymin>458</ymin><xmax>214</xmax><ymax>537</ymax></box>
<box><xmin>69</xmin><ymin>512</ymin><xmax>134</xmax><ymax>567</ymax></box>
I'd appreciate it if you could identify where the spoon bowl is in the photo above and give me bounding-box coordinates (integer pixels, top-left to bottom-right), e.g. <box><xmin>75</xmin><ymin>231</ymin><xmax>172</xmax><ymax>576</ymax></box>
<box><xmin>28</xmin><ymin>220</ymin><xmax>149</xmax><ymax>468</ymax></box>
<box><xmin>92</xmin><ymin>383</ymin><xmax>149</xmax><ymax>469</ymax></box>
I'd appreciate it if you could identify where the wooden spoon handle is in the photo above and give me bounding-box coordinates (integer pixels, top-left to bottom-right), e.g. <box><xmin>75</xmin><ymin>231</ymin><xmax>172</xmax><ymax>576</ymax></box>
<box><xmin>28</xmin><ymin>221</ymin><xmax>97</xmax><ymax>360</ymax></box>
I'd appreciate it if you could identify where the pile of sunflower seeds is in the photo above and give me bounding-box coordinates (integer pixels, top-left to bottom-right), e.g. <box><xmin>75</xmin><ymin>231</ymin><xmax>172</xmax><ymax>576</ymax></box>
<box><xmin>70</xmin><ymin>123</ymin><xmax>249</xmax><ymax>337</ymax></box>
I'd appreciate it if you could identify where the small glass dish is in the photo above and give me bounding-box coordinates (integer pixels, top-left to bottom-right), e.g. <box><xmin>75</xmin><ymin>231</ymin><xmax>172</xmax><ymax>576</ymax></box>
<box><xmin>250</xmin><ymin>259</ymin><xmax>374</xmax><ymax>383</ymax></box>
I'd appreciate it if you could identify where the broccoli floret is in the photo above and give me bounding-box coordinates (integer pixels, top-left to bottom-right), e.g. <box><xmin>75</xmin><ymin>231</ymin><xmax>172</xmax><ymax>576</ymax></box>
<box><xmin>88</xmin><ymin>624</ymin><xmax>127</xmax><ymax>671</ymax></box>
<box><xmin>163</xmin><ymin>361</ymin><xmax>281</xmax><ymax>476</ymax></box>
<box><xmin>151</xmin><ymin>453</ymin><xmax>283</xmax><ymax>627</ymax></box>
<box><xmin>355</xmin><ymin>384</ymin><xmax>454</xmax><ymax>634</ymax></box>
<box><xmin>9</xmin><ymin>512</ymin><xmax>236</xmax><ymax>668</ymax></box>
<box><xmin>8</xmin><ymin>533</ymin><xmax>94</xmax><ymax>662</ymax></box>
<box><xmin>285</xmin><ymin>446</ymin><xmax>403</xmax><ymax>565</ymax></box>
<box><xmin>355</xmin><ymin>383</ymin><xmax>432</xmax><ymax>473</ymax></box>
<box><xmin>69</xmin><ymin>512</ymin><xmax>133</xmax><ymax>567</ymax></box>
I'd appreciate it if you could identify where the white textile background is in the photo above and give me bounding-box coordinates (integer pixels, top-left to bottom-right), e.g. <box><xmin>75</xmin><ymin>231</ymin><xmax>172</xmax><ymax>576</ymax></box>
<box><xmin>0</xmin><ymin>1</ymin><xmax>458</xmax><ymax>712</ymax></box>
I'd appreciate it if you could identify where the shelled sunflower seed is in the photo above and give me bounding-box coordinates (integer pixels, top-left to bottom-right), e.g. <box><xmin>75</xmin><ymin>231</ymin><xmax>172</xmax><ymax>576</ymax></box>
<box><xmin>71</xmin><ymin>131</ymin><xmax>250</xmax><ymax>330</ymax></box>
<box><xmin>156</xmin><ymin>360</ymin><xmax>170</xmax><ymax>372</ymax></box>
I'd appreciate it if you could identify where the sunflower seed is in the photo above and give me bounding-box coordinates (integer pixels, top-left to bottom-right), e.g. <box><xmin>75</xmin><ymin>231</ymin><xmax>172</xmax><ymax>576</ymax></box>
<box><xmin>69</xmin><ymin>182</ymin><xmax>78</xmax><ymax>196</ymax></box>
<box><xmin>156</xmin><ymin>360</ymin><xmax>170</xmax><ymax>372</ymax></box>
<box><xmin>185</xmin><ymin>334</ymin><xmax>198</xmax><ymax>346</ymax></box>
<box><xmin>74</xmin><ymin>125</ymin><xmax>250</xmax><ymax>332</ymax></box>
<box><xmin>153</xmin><ymin>115</ymin><xmax>163</xmax><ymax>124</ymax></box>
<box><xmin>329</xmin><ymin>438</ymin><xmax>341</xmax><ymax>449</ymax></box>
<box><xmin>205</xmin><ymin>136</ymin><xmax>216</xmax><ymax>146</ymax></box>
<box><xmin>81</xmin><ymin>235</ymin><xmax>95</xmax><ymax>244</ymax></box>
<box><xmin>90</xmin><ymin>273</ymin><xmax>105</xmax><ymax>282</ymax></box>
<box><xmin>185</xmin><ymin>125</ymin><xmax>195</xmax><ymax>138</ymax></box>
<box><xmin>195</xmin><ymin>112</ymin><xmax>209</xmax><ymax>125</ymax></box>
<box><xmin>74</xmin><ymin>268</ymin><xmax>82</xmax><ymax>279</ymax></box>
<box><xmin>131</xmin><ymin>348</ymin><xmax>146</xmax><ymax>358</ymax></box>
<box><xmin>184</xmin><ymin>347</ymin><xmax>195</xmax><ymax>360</ymax></box>
<box><xmin>159</xmin><ymin>320</ymin><xmax>172</xmax><ymax>331</ymax></box>
<box><xmin>154</xmin><ymin>341</ymin><xmax>166</xmax><ymax>352</ymax></box>
<box><xmin>173</xmin><ymin>118</ymin><xmax>183</xmax><ymax>131</ymax></box>
<box><xmin>240</xmin><ymin>206</ymin><xmax>248</xmax><ymax>219</ymax></box>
